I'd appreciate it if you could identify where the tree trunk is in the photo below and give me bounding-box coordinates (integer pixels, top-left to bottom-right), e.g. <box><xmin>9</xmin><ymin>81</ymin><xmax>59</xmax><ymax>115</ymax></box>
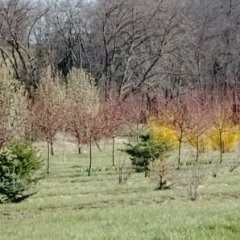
<box><xmin>136</xmin><ymin>121</ymin><xmax>139</xmax><ymax>142</ymax></box>
<box><xmin>88</xmin><ymin>136</ymin><xmax>92</xmax><ymax>176</ymax></box>
<box><xmin>50</xmin><ymin>141</ymin><xmax>54</xmax><ymax>156</ymax></box>
<box><xmin>177</xmin><ymin>138</ymin><xmax>182</xmax><ymax>169</ymax></box>
<box><xmin>78</xmin><ymin>146</ymin><xmax>81</xmax><ymax>154</ymax></box>
<box><xmin>119</xmin><ymin>167</ymin><xmax>123</xmax><ymax>184</ymax></box>
<box><xmin>159</xmin><ymin>176</ymin><xmax>164</xmax><ymax>190</ymax></box>
<box><xmin>220</xmin><ymin>131</ymin><xmax>223</xmax><ymax>164</ymax></box>
<box><xmin>112</xmin><ymin>136</ymin><xmax>115</xmax><ymax>166</ymax></box>
<box><xmin>95</xmin><ymin>140</ymin><xmax>102</xmax><ymax>152</ymax></box>
<box><xmin>78</xmin><ymin>139</ymin><xmax>81</xmax><ymax>154</ymax></box>
<box><xmin>47</xmin><ymin>142</ymin><xmax>50</xmax><ymax>174</ymax></box>
<box><xmin>196</xmin><ymin>135</ymin><xmax>199</xmax><ymax>162</ymax></box>
<box><xmin>144</xmin><ymin>169</ymin><xmax>148</xmax><ymax>177</ymax></box>
<box><xmin>231</xmin><ymin>126</ymin><xmax>240</xmax><ymax>172</ymax></box>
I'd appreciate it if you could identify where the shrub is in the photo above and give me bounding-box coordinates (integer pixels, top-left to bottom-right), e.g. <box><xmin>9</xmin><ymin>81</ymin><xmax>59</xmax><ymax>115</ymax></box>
<box><xmin>209</xmin><ymin>125</ymin><xmax>239</xmax><ymax>152</ymax></box>
<box><xmin>186</xmin><ymin>134</ymin><xmax>211</xmax><ymax>153</ymax></box>
<box><xmin>118</xmin><ymin>154</ymin><xmax>132</xmax><ymax>184</ymax></box>
<box><xmin>149</xmin><ymin>122</ymin><xmax>179</xmax><ymax>147</ymax></box>
<box><xmin>123</xmin><ymin>133</ymin><xmax>172</xmax><ymax>177</ymax></box>
<box><xmin>0</xmin><ymin>140</ymin><xmax>43</xmax><ymax>203</ymax></box>
<box><xmin>184</xmin><ymin>164</ymin><xmax>205</xmax><ymax>201</ymax></box>
<box><xmin>149</xmin><ymin>157</ymin><xmax>173</xmax><ymax>190</ymax></box>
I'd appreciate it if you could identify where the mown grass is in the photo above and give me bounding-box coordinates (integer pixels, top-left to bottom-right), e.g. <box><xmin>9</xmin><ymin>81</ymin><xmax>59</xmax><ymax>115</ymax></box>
<box><xmin>0</xmin><ymin>138</ymin><xmax>240</xmax><ymax>240</ymax></box>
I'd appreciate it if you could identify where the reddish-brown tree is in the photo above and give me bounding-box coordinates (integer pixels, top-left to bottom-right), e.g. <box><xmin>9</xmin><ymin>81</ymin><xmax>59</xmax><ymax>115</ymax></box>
<box><xmin>99</xmin><ymin>94</ymin><xmax>127</xmax><ymax>166</ymax></box>
<box><xmin>66</xmin><ymin>104</ymin><xmax>86</xmax><ymax>155</ymax></box>
<box><xmin>66</xmin><ymin>68</ymin><xmax>99</xmax><ymax>155</ymax></box>
<box><xmin>185</xmin><ymin>91</ymin><xmax>213</xmax><ymax>161</ymax></box>
<box><xmin>210</xmin><ymin>91</ymin><xmax>235</xmax><ymax>164</ymax></box>
<box><xmin>33</xmin><ymin>69</ymin><xmax>65</xmax><ymax>174</ymax></box>
<box><xmin>156</xmin><ymin>94</ymin><xmax>189</xmax><ymax>168</ymax></box>
<box><xmin>230</xmin><ymin>87</ymin><xmax>240</xmax><ymax>171</ymax></box>
<box><xmin>123</xmin><ymin>93</ymin><xmax>148</xmax><ymax>141</ymax></box>
<box><xmin>80</xmin><ymin>112</ymin><xmax>103</xmax><ymax>177</ymax></box>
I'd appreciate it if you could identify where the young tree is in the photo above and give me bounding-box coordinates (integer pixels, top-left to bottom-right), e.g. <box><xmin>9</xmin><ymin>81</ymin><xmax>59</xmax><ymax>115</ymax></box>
<box><xmin>0</xmin><ymin>140</ymin><xmax>43</xmax><ymax>203</ymax></box>
<box><xmin>185</xmin><ymin>91</ymin><xmax>212</xmax><ymax>161</ymax></box>
<box><xmin>155</xmin><ymin>95</ymin><xmax>189</xmax><ymax>168</ymax></box>
<box><xmin>33</xmin><ymin>68</ymin><xmax>65</xmax><ymax>174</ymax></box>
<box><xmin>66</xmin><ymin>68</ymin><xmax>99</xmax><ymax>155</ymax></box>
<box><xmin>123</xmin><ymin>133</ymin><xmax>172</xmax><ymax>177</ymax></box>
<box><xmin>209</xmin><ymin>94</ymin><xmax>237</xmax><ymax>163</ymax></box>
<box><xmin>66</xmin><ymin>68</ymin><xmax>100</xmax><ymax>176</ymax></box>
<box><xmin>230</xmin><ymin>88</ymin><xmax>240</xmax><ymax>172</ymax></box>
<box><xmin>99</xmin><ymin>93</ymin><xmax>126</xmax><ymax>166</ymax></box>
<box><xmin>80</xmin><ymin>112</ymin><xmax>103</xmax><ymax>177</ymax></box>
<box><xmin>149</xmin><ymin>157</ymin><xmax>173</xmax><ymax>190</ymax></box>
<box><xmin>0</xmin><ymin>64</ymin><xmax>28</xmax><ymax>147</ymax></box>
<box><xmin>184</xmin><ymin>163</ymin><xmax>205</xmax><ymax>201</ymax></box>
<box><xmin>123</xmin><ymin>93</ymin><xmax>148</xmax><ymax>142</ymax></box>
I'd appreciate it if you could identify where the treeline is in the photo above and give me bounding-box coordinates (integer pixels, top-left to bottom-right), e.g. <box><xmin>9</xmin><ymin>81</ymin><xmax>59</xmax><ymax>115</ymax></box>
<box><xmin>0</xmin><ymin>0</ymin><xmax>240</xmax><ymax>99</ymax></box>
<box><xmin>0</xmin><ymin>65</ymin><xmax>145</xmax><ymax>174</ymax></box>
<box><xmin>1</xmin><ymin>64</ymin><xmax>240</xmax><ymax>175</ymax></box>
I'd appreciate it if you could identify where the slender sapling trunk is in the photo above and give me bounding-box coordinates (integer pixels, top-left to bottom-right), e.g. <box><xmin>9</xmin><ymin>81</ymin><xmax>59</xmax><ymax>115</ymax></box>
<box><xmin>177</xmin><ymin>139</ymin><xmax>182</xmax><ymax>169</ymax></box>
<box><xmin>88</xmin><ymin>135</ymin><xmax>92</xmax><ymax>176</ymax></box>
<box><xmin>112</xmin><ymin>136</ymin><xmax>115</xmax><ymax>166</ymax></box>
<box><xmin>78</xmin><ymin>139</ymin><xmax>81</xmax><ymax>154</ymax></box>
<box><xmin>220</xmin><ymin>131</ymin><xmax>223</xmax><ymax>164</ymax></box>
<box><xmin>196</xmin><ymin>135</ymin><xmax>199</xmax><ymax>162</ymax></box>
<box><xmin>50</xmin><ymin>141</ymin><xmax>54</xmax><ymax>156</ymax></box>
<box><xmin>47</xmin><ymin>141</ymin><xmax>50</xmax><ymax>174</ymax></box>
<box><xmin>95</xmin><ymin>140</ymin><xmax>102</xmax><ymax>152</ymax></box>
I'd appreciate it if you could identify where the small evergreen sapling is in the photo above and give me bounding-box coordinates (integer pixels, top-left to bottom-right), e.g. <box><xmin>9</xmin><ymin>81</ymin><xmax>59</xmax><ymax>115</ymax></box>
<box><xmin>0</xmin><ymin>140</ymin><xmax>43</xmax><ymax>203</ymax></box>
<box><xmin>123</xmin><ymin>133</ymin><xmax>171</xmax><ymax>177</ymax></box>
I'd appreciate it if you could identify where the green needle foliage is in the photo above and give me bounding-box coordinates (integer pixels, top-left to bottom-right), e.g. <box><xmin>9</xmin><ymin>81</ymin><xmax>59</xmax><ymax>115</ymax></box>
<box><xmin>123</xmin><ymin>133</ymin><xmax>172</xmax><ymax>176</ymax></box>
<box><xmin>0</xmin><ymin>140</ymin><xmax>43</xmax><ymax>203</ymax></box>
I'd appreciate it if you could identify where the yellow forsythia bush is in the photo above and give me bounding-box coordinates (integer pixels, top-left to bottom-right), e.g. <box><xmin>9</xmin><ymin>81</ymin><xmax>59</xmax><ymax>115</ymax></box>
<box><xmin>149</xmin><ymin>121</ymin><xmax>179</xmax><ymax>147</ymax></box>
<box><xmin>209</xmin><ymin>125</ymin><xmax>239</xmax><ymax>152</ymax></box>
<box><xmin>186</xmin><ymin>134</ymin><xmax>211</xmax><ymax>153</ymax></box>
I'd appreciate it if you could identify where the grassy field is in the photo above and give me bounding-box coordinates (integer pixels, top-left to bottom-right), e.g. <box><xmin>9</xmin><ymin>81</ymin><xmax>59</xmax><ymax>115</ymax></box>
<box><xmin>0</xmin><ymin>138</ymin><xmax>240</xmax><ymax>240</ymax></box>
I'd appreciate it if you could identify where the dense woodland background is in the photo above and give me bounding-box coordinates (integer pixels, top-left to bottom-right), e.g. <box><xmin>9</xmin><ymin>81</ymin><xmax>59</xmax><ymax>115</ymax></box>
<box><xmin>1</xmin><ymin>0</ymin><xmax>240</xmax><ymax>100</ymax></box>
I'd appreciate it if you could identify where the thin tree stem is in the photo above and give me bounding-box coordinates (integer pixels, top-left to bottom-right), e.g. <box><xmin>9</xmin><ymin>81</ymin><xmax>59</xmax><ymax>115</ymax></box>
<box><xmin>47</xmin><ymin>142</ymin><xmax>50</xmax><ymax>174</ymax></box>
<box><xmin>112</xmin><ymin>136</ymin><xmax>115</xmax><ymax>166</ymax></box>
<box><xmin>88</xmin><ymin>136</ymin><xmax>92</xmax><ymax>176</ymax></box>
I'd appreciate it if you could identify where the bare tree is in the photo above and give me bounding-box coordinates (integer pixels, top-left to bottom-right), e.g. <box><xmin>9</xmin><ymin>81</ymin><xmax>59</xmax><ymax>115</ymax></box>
<box><xmin>185</xmin><ymin>91</ymin><xmax>213</xmax><ymax>161</ymax></box>
<box><xmin>0</xmin><ymin>0</ymin><xmax>52</xmax><ymax>90</ymax></box>
<box><xmin>149</xmin><ymin>157</ymin><xmax>173</xmax><ymax>190</ymax></box>
<box><xmin>156</xmin><ymin>94</ymin><xmax>189</xmax><ymax>168</ymax></box>
<box><xmin>184</xmin><ymin>163</ymin><xmax>205</xmax><ymax>201</ymax></box>
<box><xmin>210</xmin><ymin>92</ymin><xmax>235</xmax><ymax>164</ymax></box>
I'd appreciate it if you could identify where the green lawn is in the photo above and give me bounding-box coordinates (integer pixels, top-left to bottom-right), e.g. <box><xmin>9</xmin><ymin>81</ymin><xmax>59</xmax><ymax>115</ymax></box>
<box><xmin>0</xmin><ymin>138</ymin><xmax>240</xmax><ymax>240</ymax></box>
